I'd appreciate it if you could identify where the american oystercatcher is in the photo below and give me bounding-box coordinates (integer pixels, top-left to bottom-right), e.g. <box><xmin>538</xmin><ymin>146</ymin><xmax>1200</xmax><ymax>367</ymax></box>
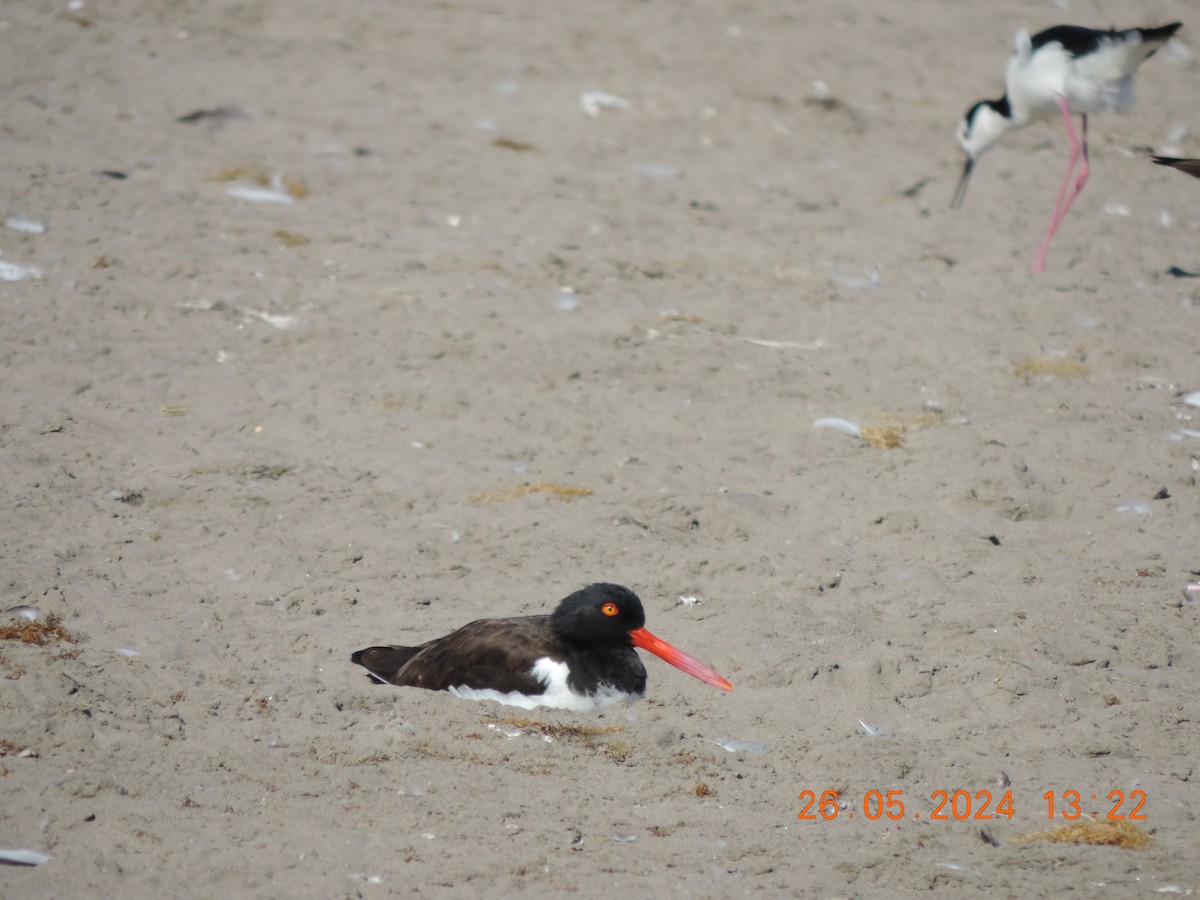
<box><xmin>952</xmin><ymin>22</ymin><xmax>1182</xmax><ymax>272</ymax></box>
<box><xmin>351</xmin><ymin>583</ymin><xmax>733</xmax><ymax>712</ymax></box>
<box><xmin>1152</xmin><ymin>156</ymin><xmax>1200</xmax><ymax>179</ymax></box>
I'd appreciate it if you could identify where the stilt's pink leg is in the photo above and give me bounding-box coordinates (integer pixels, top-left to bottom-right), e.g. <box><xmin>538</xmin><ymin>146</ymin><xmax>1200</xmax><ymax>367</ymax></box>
<box><xmin>1031</xmin><ymin>98</ymin><xmax>1088</xmax><ymax>273</ymax></box>
<box><xmin>1046</xmin><ymin>114</ymin><xmax>1090</xmax><ymax>239</ymax></box>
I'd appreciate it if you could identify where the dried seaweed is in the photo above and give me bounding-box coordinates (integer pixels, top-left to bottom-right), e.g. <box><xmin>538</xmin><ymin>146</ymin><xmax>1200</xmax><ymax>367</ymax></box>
<box><xmin>0</xmin><ymin>614</ymin><xmax>75</xmax><ymax>646</ymax></box>
<box><xmin>493</xmin><ymin>717</ymin><xmax>629</xmax><ymax>760</ymax></box>
<box><xmin>860</xmin><ymin>424</ymin><xmax>907</xmax><ymax>449</ymax></box>
<box><xmin>469</xmin><ymin>482</ymin><xmax>593</xmax><ymax>504</ymax></box>
<box><xmin>1014</xmin><ymin>357</ymin><xmax>1089</xmax><ymax>378</ymax></box>
<box><xmin>860</xmin><ymin>411</ymin><xmax>943</xmax><ymax>449</ymax></box>
<box><xmin>273</xmin><ymin>230</ymin><xmax>310</xmax><ymax>248</ymax></box>
<box><xmin>0</xmin><ymin>654</ymin><xmax>27</xmax><ymax>679</ymax></box>
<box><xmin>1013</xmin><ymin>819</ymin><xmax>1153</xmax><ymax>849</ymax></box>
<box><xmin>494</xmin><ymin>717</ymin><xmax>625</xmax><ymax>742</ymax></box>
<box><xmin>492</xmin><ymin>137</ymin><xmax>537</xmax><ymax>152</ymax></box>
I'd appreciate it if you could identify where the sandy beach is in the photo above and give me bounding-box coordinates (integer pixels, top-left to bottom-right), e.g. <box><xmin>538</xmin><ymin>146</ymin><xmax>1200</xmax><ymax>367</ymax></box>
<box><xmin>3</xmin><ymin>0</ymin><xmax>1199</xmax><ymax>895</ymax></box>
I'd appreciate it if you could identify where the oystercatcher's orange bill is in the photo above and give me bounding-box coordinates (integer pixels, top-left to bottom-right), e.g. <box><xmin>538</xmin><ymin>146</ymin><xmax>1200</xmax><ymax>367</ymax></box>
<box><xmin>630</xmin><ymin>627</ymin><xmax>733</xmax><ymax>692</ymax></box>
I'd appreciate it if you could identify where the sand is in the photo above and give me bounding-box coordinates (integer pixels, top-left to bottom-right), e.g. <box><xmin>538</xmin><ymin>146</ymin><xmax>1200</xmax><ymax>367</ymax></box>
<box><xmin>2</xmin><ymin>0</ymin><xmax>1199</xmax><ymax>896</ymax></box>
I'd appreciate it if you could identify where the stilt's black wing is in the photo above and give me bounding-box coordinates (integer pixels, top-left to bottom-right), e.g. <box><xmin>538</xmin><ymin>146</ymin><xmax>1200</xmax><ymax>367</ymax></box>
<box><xmin>1152</xmin><ymin>156</ymin><xmax>1200</xmax><ymax>180</ymax></box>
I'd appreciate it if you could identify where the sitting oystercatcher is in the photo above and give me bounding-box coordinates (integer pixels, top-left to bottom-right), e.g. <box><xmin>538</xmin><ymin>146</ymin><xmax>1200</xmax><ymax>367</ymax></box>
<box><xmin>351</xmin><ymin>583</ymin><xmax>733</xmax><ymax>712</ymax></box>
<box><xmin>953</xmin><ymin>22</ymin><xmax>1182</xmax><ymax>271</ymax></box>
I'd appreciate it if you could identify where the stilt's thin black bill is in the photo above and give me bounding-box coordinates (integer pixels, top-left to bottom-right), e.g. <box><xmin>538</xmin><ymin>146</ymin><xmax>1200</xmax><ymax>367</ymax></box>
<box><xmin>951</xmin><ymin>157</ymin><xmax>974</xmax><ymax>209</ymax></box>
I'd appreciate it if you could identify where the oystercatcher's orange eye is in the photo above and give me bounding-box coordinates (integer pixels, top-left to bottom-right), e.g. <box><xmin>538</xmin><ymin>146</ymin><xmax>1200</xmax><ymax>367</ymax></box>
<box><xmin>601</xmin><ymin>602</ymin><xmax>619</xmax><ymax>617</ymax></box>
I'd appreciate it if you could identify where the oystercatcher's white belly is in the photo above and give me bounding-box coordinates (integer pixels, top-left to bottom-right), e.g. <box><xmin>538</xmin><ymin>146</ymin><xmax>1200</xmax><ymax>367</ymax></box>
<box><xmin>449</xmin><ymin>657</ymin><xmax>640</xmax><ymax>712</ymax></box>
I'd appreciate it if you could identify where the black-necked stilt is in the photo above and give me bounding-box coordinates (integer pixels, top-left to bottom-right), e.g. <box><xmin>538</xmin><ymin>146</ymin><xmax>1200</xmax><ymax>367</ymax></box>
<box><xmin>352</xmin><ymin>583</ymin><xmax>734</xmax><ymax>711</ymax></box>
<box><xmin>953</xmin><ymin>22</ymin><xmax>1182</xmax><ymax>272</ymax></box>
<box><xmin>1152</xmin><ymin>156</ymin><xmax>1200</xmax><ymax>179</ymax></box>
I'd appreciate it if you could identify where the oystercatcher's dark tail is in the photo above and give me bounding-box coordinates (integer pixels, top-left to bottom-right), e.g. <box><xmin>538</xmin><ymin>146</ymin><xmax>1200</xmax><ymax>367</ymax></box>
<box><xmin>352</xmin><ymin>645</ymin><xmax>421</xmax><ymax>684</ymax></box>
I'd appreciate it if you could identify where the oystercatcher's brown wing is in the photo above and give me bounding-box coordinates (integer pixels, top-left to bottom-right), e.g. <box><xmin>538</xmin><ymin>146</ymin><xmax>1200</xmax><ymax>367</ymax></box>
<box><xmin>1152</xmin><ymin>156</ymin><xmax>1200</xmax><ymax>180</ymax></box>
<box><xmin>353</xmin><ymin>615</ymin><xmax>556</xmax><ymax>694</ymax></box>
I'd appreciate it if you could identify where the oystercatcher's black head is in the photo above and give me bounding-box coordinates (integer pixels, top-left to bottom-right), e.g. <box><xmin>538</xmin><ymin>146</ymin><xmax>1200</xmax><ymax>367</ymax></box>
<box><xmin>551</xmin><ymin>583</ymin><xmax>733</xmax><ymax>692</ymax></box>
<box><xmin>550</xmin><ymin>583</ymin><xmax>646</xmax><ymax>646</ymax></box>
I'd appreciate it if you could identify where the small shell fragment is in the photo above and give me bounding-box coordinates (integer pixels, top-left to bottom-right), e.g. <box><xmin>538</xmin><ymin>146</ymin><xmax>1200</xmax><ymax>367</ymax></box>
<box><xmin>555</xmin><ymin>286</ymin><xmax>578</xmax><ymax>311</ymax></box>
<box><xmin>244</xmin><ymin>309</ymin><xmax>298</xmax><ymax>330</ymax></box>
<box><xmin>5</xmin><ymin>217</ymin><xmax>46</xmax><ymax>234</ymax></box>
<box><xmin>813</xmin><ymin>417</ymin><xmax>862</xmax><ymax>437</ymax></box>
<box><xmin>710</xmin><ymin>738</ymin><xmax>767</xmax><ymax>753</ymax></box>
<box><xmin>4</xmin><ymin>606</ymin><xmax>39</xmax><ymax>622</ymax></box>
<box><xmin>0</xmin><ymin>849</ymin><xmax>50</xmax><ymax>866</ymax></box>
<box><xmin>0</xmin><ymin>260</ymin><xmax>43</xmax><ymax>281</ymax></box>
<box><xmin>580</xmin><ymin>91</ymin><xmax>630</xmax><ymax>117</ymax></box>
<box><xmin>631</xmin><ymin>162</ymin><xmax>679</xmax><ymax>179</ymax></box>
<box><xmin>226</xmin><ymin>173</ymin><xmax>295</xmax><ymax>205</ymax></box>
<box><xmin>487</xmin><ymin>723</ymin><xmax>523</xmax><ymax>739</ymax></box>
<box><xmin>828</xmin><ymin>268</ymin><xmax>880</xmax><ymax>290</ymax></box>
<box><xmin>227</xmin><ymin>186</ymin><xmax>294</xmax><ymax>204</ymax></box>
<box><xmin>744</xmin><ymin>337</ymin><xmax>825</xmax><ymax>350</ymax></box>
<box><xmin>1114</xmin><ymin>503</ymin><xmax>1153</xmax><ymax>517</ymax></box>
